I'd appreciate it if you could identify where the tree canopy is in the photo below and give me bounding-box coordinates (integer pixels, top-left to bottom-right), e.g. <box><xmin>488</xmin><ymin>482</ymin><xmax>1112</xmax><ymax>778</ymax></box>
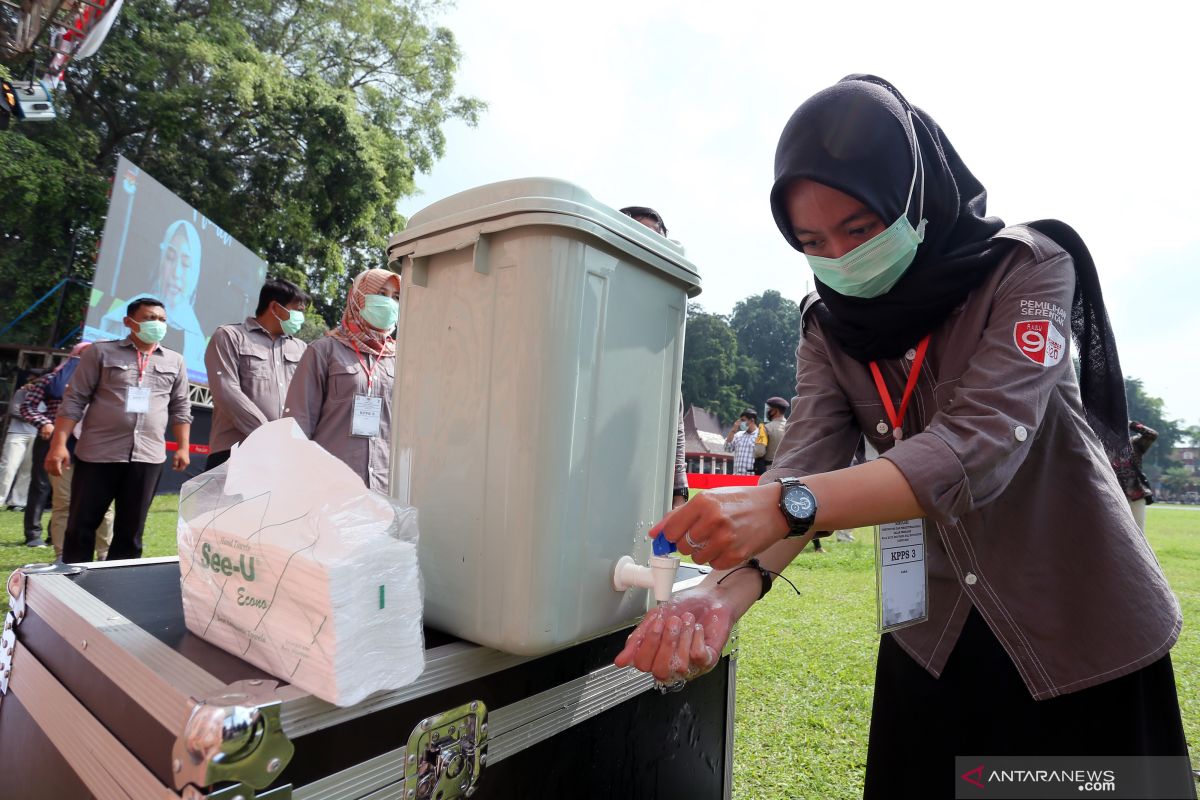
<box><xmin>1124</xmin><ymin>376</ymin><xmax>1185</xmax><ymax>477</ymax></box>
<box><xmin>681</xmin><ymin>292</ymin><xmax>804</xmax><ymax>426</ymax></box>
<box><xmin>0</xmin><ymin>0</ymin><xmax>481</xmax><ymax>342</ymax></box>
<box><xmin>681</xmin><ymin>304</ymin><xmax>752</xmax><ymax>425</ymax></box>
<box><xmin>729</xmin><ymin>290</ymin><xmax>802</xmax><ymax>408</ymax></box>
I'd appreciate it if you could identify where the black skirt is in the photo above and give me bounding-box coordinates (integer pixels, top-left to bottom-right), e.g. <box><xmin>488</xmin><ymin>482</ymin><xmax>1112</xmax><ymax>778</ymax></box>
<box><xmin>863</xmin><ymin>607</ymin><xmax>1195</xmax><ymax>798</ymax></box>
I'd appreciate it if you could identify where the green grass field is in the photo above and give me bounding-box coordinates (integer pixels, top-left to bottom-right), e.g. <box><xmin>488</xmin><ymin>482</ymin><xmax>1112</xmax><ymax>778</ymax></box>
<box><xmin>0</xmin><ymin>500</ymin><xmax>1196</xmax><ymax>797</ymax></box>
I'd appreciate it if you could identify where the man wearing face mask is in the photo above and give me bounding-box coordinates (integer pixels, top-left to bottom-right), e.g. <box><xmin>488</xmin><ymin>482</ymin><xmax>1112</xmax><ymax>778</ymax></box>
<box><xmin>46</xmin><ymin>297</ymin><xmax>193</xmax><ymax>563</ymax></box>
<box><xmin>755</xmin><ymin>396</ymin><xmax>790</xmax><ymax>476</ymax></box>
<box><xmin>724</xmin><ymin>410</ymin><xmax>761</xmax><ymax>476</ymax></box>
<box><xmin>204</xmin><ymin>278</ymin><xmax>309</xmax><ymax>471</ymax></box>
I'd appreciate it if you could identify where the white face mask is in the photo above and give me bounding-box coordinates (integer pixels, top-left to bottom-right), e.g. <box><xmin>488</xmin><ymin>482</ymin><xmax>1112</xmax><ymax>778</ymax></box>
<box><xmin>804</xmin><ymin>111</ymin><xmax>928</xmax><ymax>299</ymax></box>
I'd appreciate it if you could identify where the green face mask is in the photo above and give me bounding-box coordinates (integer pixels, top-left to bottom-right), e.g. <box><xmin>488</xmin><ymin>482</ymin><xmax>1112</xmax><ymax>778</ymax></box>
<box><xmin>805</xmin><ymin>215</ymin><xmax>927</xmax><ymax>298</ymax></box>
<box><xmin>275</xmin><ymin>305</ymin><xmax>305</xmax><ymax>336</ymax></box>
<box><xmin>804</xmin><ymin>110</ymin><xmax>927</xmax><ymax>299</ymax></box>
<box><xmin>132</xmin><ymin>319</ymin><xmax>167</xmax><ymax>344</ymax></box>
<box><xmin>360</xmin><ymin>294</ymin><xmax>398</xmax><ymax>332</ymax></box>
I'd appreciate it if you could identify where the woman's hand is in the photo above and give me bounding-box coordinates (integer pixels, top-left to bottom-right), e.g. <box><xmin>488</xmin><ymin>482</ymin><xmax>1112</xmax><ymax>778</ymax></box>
<box><xmin>613</xmin><ymin>587</ymin><xmax>737</xmax><ymax>682</ymax></box>
<box><xmin>654</xmin><ymin>483</ymin><xmax>788</xmax><ymax>569</ymax></box>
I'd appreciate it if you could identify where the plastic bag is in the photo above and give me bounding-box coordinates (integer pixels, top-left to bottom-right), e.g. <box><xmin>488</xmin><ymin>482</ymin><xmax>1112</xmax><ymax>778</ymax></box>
<box><xmin>177</xmin><ymin>418</ymin><xmax>424</xmax><ymax>707</ymax></box>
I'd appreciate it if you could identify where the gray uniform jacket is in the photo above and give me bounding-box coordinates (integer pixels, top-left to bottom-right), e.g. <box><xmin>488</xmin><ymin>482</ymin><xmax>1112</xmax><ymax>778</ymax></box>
<box><xmin>7</xmin><ymin>388</ymin><xmax>37</xmax><ymax>436</ymax></box>
<box><xmin>762</xmin><ymin>226</ymin><xmax>1181</xmax><ymax>701</ymax></box>
<box><xmin>60</xmin><ymin>339</ymin><xmax>192</xmax><ymax>464</ymax></box>
<box><xmin>283</xmin><ymin>336</ymin><xmax>394</xmax><ymax>492</ymax></box>
<box><xmin>205</xmin><ymin>317</ymin><xmax>307</xmax><ymax>453</ymax></box>
<box><xmin>763</xmin><ymin>417</ymin><xmax>786</xmax><ymax>463</ymax></box>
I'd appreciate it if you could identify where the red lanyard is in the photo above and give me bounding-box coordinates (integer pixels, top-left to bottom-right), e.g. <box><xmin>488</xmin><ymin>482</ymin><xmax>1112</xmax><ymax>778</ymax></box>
<box><xmin>350</xmin><ymin>340</ymin><xmax>380</xmax><ymax>392</ymax></box>
<box><xmin>135</xmin><ymin>346</ymin><xmax>157</xmax><ymax>386</ymax></box>
<box><xmin>867</xmin><ymin>335</ymin><xmax>930</xmax><ymax>441</ymax></box>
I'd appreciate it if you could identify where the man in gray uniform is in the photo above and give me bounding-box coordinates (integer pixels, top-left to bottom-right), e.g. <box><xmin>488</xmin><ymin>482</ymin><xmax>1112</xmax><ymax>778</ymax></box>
<box><xmin>204</xmin><ymin>278</ymin><xmax>309</xmax><ymax>470</ymax></box>
<box><xmin>619</xmin><ymin>205</ymin><xmax>690</xmax><ymax>509</ymax></box>
<box><xmin>758</xmin><ymin>396</ymin><xmax>790</xmax><ymax>475</ymax></box>
<box><xmin>46</xmin><ymin>297</ymin><xmax>192</xmax><ymax>563</ymax></box>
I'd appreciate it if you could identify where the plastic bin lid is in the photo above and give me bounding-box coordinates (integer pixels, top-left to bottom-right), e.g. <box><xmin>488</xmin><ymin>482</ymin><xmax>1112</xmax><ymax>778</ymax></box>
<box><xmin>390</xmin><ymin>177</ymin><xmax>701</xmax><ymax>289</ymax></box>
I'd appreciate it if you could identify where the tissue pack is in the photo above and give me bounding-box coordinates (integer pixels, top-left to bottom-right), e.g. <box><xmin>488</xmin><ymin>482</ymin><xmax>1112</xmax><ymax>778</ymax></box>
<box><xmin>177</xmin><ymin>419</ymin><xmax>424</xmax><ymax>707</ymax></box>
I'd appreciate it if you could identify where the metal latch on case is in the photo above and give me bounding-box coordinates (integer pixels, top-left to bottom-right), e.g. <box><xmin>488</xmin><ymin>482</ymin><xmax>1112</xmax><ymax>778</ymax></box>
<box><xmin>405</xmin><ymin>700</ymin><xmax>488</xmax><ymax>799</ymax></box>
<box><xmin>173</xmin><ymin>680</ymin><xmax>295</xmax><ymax>792</ymax></box>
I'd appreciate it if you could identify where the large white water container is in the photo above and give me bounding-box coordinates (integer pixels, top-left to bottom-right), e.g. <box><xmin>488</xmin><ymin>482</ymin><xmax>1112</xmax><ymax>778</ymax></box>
<box><xmin>386</xmin><ymin>178</ymin><xmax>701</xmax><ymax>655</ymax></box>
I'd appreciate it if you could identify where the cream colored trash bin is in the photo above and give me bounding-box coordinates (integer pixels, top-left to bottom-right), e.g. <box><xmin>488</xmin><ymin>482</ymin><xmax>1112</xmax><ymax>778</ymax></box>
<box><xmin>387</xmin><ymin>177</ymin><xmax>701</xmax><ymax>655</ymax></box>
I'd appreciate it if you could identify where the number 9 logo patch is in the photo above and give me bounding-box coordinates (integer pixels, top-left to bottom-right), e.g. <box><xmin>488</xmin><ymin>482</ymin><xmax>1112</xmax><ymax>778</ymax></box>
<box><xmin>1014</xmin><ymin>320</ymin><xmax>1066</xmax><ymax>366</ymax></box>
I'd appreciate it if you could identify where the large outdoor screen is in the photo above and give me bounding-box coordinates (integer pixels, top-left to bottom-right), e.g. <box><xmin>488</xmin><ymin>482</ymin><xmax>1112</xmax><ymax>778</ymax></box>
<box><xmin>83</xmin><ymin>156</ymin><xmax>267</xmax><ymax>385</ymax></box>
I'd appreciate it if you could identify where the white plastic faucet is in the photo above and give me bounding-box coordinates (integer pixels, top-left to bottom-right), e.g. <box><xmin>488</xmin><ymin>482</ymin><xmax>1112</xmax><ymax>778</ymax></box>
<box><xmin>612</xmin><ymin>554</ymin><xmax>680</xmax><ymax>604</ymax></box>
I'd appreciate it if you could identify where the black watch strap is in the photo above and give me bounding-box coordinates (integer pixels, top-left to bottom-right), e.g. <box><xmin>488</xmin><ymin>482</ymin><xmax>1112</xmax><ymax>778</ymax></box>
<box><xmin>778</xmin><ymin>477</ymin><xmax>818</xmax><ymax>539</ymax></box>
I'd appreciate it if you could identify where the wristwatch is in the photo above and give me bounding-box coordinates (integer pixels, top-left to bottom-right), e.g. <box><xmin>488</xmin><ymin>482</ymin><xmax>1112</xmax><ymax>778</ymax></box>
<box><xmin>672</xmin><ymin>487</ymin><xmax>690</xmax><ymax>500</ymax></box>
<box><xmin>777</xmin><ymin>477</ymin><xmax>818</xmax><ymax>539</ymax></box>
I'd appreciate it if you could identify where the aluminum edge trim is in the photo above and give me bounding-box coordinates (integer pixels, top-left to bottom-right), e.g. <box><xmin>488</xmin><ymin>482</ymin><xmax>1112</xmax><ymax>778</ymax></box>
<box><xmin>28</xmin><ymin>571</ymin><xmax>226</xmax><ymax>695</ymax></box>
<box><xmin>26</xmin><ymin>573</ymin><xmax>223</xmax><ymax>731</ymax></box>
<box><xmin>283</xmin><ymin>665</ymin><xmax>654</xmax><ymax>798</ymax></box>
<box><xmin>8</xmin><ymin>641</ymin><xmax>180</xmax><ymax>799</ymax></box>
<box><xmin>486</xmin><ymin>663</ymin><xmax>655</xmax><ymax>764</ymax></box>
<box><xmin>290</xmin><ymin>746</ymin><xmax>407</xmax><ymax>800</ymax></box>
<box><xmin>280</xmin><ymin>642</ymin><xmax>532</xmax><ymax>738</ymax></box>
<box><xmin>487</xmin><ymin>662</ymin><xmax>648</xmax><ymax>736</ymax></box>
<box><xmin>77</xmin><ymin>555</ymin><xmax>182</xmax><ymax>569</ymax></box>
<box><xmin>283</xmin><ymin>659</ymin><xmax>700</xmax><ymax>798</ymax></box>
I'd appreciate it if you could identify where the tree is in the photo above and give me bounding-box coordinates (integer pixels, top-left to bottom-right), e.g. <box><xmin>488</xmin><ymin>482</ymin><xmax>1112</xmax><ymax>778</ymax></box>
<box><xmin>1183</xmin><ymin>425</ymin><xmax>1200</xmax><ymax>448</ymax></box>
<box><xmin>0</xmin><ymin>0</ymin><xmax>482</xmax><ymax>343</ymax></box>
<box><xmin>1124</xmin><ymin>377</ymin><xmax>1184</xmax><ymax>479</ymax></box>
<box><xmin>681</xmin><ymin>304</ymin><xmax>754</xmax><ymax>425</ymax></box>
<box><xmin>1162</xmin><ymin>467</ymin><xmax>1197</xmax><ymax>495</ymax></box>
<box><xmin>0</xmin><ymin>120</ymin><xmax>108</xmax><ymax>345</ymax></box>
<box><xmin>296</xmin><ymin>312</ymin><xmax>329</xmax><ymax>344</ymax></box>
<box><xmin>729</xmin><ymin>290</ymin><xmax>802</xmax><ymax>406</ymax></box>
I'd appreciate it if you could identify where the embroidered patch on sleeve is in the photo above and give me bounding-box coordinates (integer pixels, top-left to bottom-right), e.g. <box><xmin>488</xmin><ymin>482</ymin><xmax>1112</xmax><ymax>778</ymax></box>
<box><xmin>1014</xmin><ymin>320</ymin><xmax>1066</xmax><ymax>366</ymax></box>
<box><xmin>1018</xmin><ymin>299</ymin><xmax>1067</xmax><ymax>326</ymax></box>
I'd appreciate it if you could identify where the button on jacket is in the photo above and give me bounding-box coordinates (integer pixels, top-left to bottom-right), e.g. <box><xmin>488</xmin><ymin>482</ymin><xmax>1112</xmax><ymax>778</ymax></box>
<box><xmin>763</xmin><ymin>226</ymin><xmax>1181</xmax><ymax>701</ymax></box>
<box><xmin>59</xmin><ymin>339</ymin><xmax>193</xmax><ymax>464</ymax></box>
<box><xmin>205</xmin><ymin>317</ymin><xmax>307</xmax><ymax>453</ymax></box>
<box><xmin>283</xmin><ymin>336</ymin><xmax>394</xmax><ymax>492</ymax></box>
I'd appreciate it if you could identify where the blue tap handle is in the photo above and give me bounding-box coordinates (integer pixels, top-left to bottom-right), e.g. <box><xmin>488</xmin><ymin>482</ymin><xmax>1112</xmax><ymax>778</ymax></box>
<box><xmin>652</xmin><ymin>533</ymin><xmax>677</xmax><ymax>557</ymax></box>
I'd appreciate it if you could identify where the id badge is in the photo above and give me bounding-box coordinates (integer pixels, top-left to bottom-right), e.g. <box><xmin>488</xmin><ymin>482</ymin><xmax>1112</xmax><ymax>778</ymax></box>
<box><xmin>874</xmin><ymin>518</ymin><xmax>928</xmax><ymax>633</ymax></box>
<box><xmin>351</xmin><ymin>394</ymin><xmax>383</xmax><ymax>438</ymax></box>
<box><xmin>125</xmin><ymin>386</ymin><xmax>151</xmax><ymax>414</ymax></box>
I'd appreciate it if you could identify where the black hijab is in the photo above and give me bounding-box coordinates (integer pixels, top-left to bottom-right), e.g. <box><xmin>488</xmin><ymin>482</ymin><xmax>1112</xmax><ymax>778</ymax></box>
<box><xmin>769</xmin><ymin>75</ymin><xmax>1132</xmax><ymax>464</ymax></box>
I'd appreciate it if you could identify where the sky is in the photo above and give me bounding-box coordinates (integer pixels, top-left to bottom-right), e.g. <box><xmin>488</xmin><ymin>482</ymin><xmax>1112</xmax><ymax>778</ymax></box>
<box><xmin>396</xmin><ymin>0</ymin><xmax>1200</xmax><ymax>425</ymax></box>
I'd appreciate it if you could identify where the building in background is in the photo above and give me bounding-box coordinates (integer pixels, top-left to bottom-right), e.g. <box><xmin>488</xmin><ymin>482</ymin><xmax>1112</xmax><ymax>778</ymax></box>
<box><xmin>683</xmin><ymin>404</ymin><xmax>732</xmax><ymax>474</ymax></box>
<box><xmin>1162</xmin><ymin>446</ymin><xmax>1200</xmax><ymax>503</ymax></box>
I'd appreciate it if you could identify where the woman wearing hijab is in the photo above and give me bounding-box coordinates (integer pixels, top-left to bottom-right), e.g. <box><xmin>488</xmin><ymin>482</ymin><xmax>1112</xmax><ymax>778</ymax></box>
<box><xmin>284</xmin><ymin>269</ymin><xmax>400</xmax><ymax>491</ymax></box>
<box><xmin>615</xmin><ymin>76</ymin><xmax>1191</xmax><ymax>796</ymax></box>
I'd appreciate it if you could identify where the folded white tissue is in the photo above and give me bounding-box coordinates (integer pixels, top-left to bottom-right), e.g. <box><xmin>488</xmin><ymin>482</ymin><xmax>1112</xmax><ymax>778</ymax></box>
<box><xmin>177</xmin><ymin>418</ymin><xmax>424</xmax><ymax>707</ymax></box>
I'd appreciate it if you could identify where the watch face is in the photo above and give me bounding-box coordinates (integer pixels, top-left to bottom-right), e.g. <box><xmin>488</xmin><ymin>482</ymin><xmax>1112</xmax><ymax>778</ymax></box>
<box><xmin>784</xmin><ymin>487</ymin><xmax>815</xmax><ymax>520</ymax></box>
